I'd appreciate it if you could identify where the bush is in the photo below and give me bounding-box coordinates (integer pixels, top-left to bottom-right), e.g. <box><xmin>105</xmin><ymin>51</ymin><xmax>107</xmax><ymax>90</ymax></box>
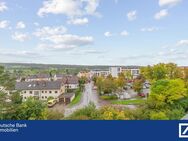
<box><xmin>67</xmin><ymin>103</ymin><xmax>99</xmax><ymax>120</ymax></box>
<box><xmin>47</xmin><ymin>110</ymin><xmax>64</xmax><ymax>120</ymax></box>
<box><xmin>176</xmin><ymin>97</ymin><xmax>188</xmax><ymax>112</ymax></box>
<box><xmin>150</xmin><ymin>111</ymin><xmax>169</xmax><ymax>120</ymax></box>
<box><xmin>99</xmin><ymin>106</ymin><xmax>127</xmax><ymax>120</ymax></box>
<box><xmin>166</xmin><ymin>108</ymin><xmax>185</xmax><ymax>120</ymax></box>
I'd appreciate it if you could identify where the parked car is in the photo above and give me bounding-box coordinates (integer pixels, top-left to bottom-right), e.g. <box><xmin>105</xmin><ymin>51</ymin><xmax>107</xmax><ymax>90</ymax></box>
<box><xmin>138</xmin><ymin>93</ymin><xmax>145</xmax><ymax>97</ymax></box>
<box><xmin>126</xmin><ymin>83</ymin><xmax>133</xmax><ymax>89</ymax></box>
<box><xmin>93</xmin><ymin>86</ymin><xmax>97</xmax><ymax>90</ymax></box>
<box><xmin>123</xmin><ymin>86</ymin><xmax>128</xmax><ymax>90</ymax></box>
<box><xmin>47</xmin><ymin>99</ymin><xmax>57</xmax><ymax>108</ymax></box>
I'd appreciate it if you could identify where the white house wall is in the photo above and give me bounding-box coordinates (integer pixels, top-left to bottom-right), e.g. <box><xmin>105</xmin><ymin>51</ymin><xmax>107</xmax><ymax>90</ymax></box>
<box><xmin>21</xmin><ymin>89</ymin><xmax>61</xmax><ymax>101</ymax></box>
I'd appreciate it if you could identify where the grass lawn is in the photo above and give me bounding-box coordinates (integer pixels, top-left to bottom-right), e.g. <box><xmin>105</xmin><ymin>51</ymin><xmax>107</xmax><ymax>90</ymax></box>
<box><xmin>111</xmin><ymin>99</ymin><xmax>145</xmax><ymax>105</ymax></box>
<box><xmin>100</xmin><ymin>95</ymin><xmax>118</xmax><ymax>100</ymax></box>
<box><xmin>68</xmin><ymin>91</ymin><xmax>82</xmax><ymax>107</ymax></box>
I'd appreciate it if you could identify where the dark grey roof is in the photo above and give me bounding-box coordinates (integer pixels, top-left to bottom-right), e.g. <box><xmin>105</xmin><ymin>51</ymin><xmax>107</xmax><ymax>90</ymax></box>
<box><xmin>26</xmin><ymin>74</ymin><xmax>51</xmax><ymax>79</ymax></box>
<box><xmin>61</xmin><ymin>75</ymin><xmax>79</xmax><ymax>84</ymax></box>
<box><xmin>91</xmin><ymin>69</ymin><xmax>109</xmax><ymax>72</ymax></box>
<box><xmin>15</xmin><ymin>80</ymin><xmax>62</xmax><ymax>90</ymax></box>
<box><xmin>59</xmin><ymin>93</ymin><xmax>75</xmax><ymax>98</ymax></box>
<box><xmin>122</xmin><ymin>66</ymin><xmax>141</xmax><ymax>69</ymax></box>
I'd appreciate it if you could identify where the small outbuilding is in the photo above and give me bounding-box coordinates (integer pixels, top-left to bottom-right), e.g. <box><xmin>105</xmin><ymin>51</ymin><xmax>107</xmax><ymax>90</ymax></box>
<box><xmin>58</xmin><ymin>93</ymin><xmax>75</xmax><ymax>105</ymax></box>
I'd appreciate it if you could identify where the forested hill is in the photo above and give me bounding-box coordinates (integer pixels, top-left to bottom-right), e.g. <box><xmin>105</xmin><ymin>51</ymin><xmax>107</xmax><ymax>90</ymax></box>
<box><xmin>0</xmin><ymin>63</ymin><xmax>112</xmax><ymax>70</ymax></box>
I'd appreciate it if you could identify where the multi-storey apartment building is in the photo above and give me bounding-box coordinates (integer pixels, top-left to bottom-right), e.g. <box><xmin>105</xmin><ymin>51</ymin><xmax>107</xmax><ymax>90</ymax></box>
<box><xmin>109</xmin><ymin>67</ymin><xmax>122</xmax><ymax>78</ymax></box>
<box><xmin>90</xmin><ymin>69</ymin><xmax>110</xmax><ymax>77</ymax></box>
<box><xmin>15</xmin><ymin>80</ymin><xmax>65</xmax><ymax>101</ymax></box>
<box><xmin>121</xmin><ymin>66</ymin><xmax>140</xmax><ymax>79</ymax></box>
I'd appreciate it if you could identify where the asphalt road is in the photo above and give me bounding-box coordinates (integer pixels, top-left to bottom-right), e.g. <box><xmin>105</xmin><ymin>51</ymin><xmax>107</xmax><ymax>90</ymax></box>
<box><xmin>64</xmin><ymin>82</ymin><xmax>100</xmax><ymax>117</ymax></box>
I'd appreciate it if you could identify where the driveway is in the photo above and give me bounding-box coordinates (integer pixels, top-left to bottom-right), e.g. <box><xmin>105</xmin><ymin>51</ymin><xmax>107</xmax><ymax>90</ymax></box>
<box><xmin>64</xmin><ymin>82</ymin><xmax>100</xmax><ymax>117</ymax></box>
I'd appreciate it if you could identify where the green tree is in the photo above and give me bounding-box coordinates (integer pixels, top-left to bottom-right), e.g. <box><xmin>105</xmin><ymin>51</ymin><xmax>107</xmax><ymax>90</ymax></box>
<box><xmin>152</xmin><ymin>63</ymin><xmax>167</xmax><ymax>80</ymax></box>
<box><xmin>124</xmin><ymin>70</ymin><xmax>132</xmax><ymax>80</ymax></box>
<box><xmin>0</xmin><ymin>92</ymin><xmax>15</xmax><ymax>120</ymax></box>
<box><xmin>103</xmin><ymin>77</ymin><xmax>117</xmax><ymax>94</ymax></box>
<box><xmin>15</xmin><ymin>98</ymin><xmax>47</xmax><ymax>120</ymax></box>
<box><xmin>0</xmin><ymin>66</ymin><xmax>16</xmax><ymax>90</ymax></box>
<box><xmin>140</xmin><ymin>65</ymin><xmax>154</xmax><ymax>81</ymax></box>
<box><xmin>184</xmin><ymin>68</ymin><xmax>188</xmax><ymax>80</ymax></box>
<box><xmin>149</xmin><ymin>79</ymin><xmax>187</xmax><ymax>108</ymax></box>
<box><xmin>79</xmin><ymin>76</ymin><xmax>87</xmax><ymax>91</ymax></box>
<box><xmin>11</xmin><ymin>92</ymin><xmax>22</xmax><ymax>105</ymax></box>
<box><xmin>0</xmin><ymin>66</ymin><xmax>4</xmax><ymax>74</ymax></box>
<box><xmin>133</xmin><ymin>79</ymin><xmax>144</xmax><ymax>93</ymax></box>
<box><xmin>141</xmin><ymin>63</ymin><xmax>182</xmax><ymax>81</ymax></box>
<box><xmin>166</xmin><ymin>63</ymin><xmax>182</xmax><ymax>79</ymax></box>
<box><xmin>96</xmin><ymin>77</ymin><xmax>104</xmax><ymax>94</ymax></box>
<box><xmin>117</xmin><ymin>73</ymin><xmax>126</xmax><ymax>89</ymax></box>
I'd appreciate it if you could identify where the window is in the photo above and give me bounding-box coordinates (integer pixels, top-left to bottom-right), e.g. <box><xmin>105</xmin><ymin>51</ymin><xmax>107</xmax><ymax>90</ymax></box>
<box><xmin>42</xmin><ymin>96</ymin><xmax>44</xmax><ymax>99</ymax></box>
<box><xmin>42</xmin><ymin>91</ymin><xmax>44</xmax><ymax>93</ymax></box>
<box><xmin>49</xmin><ymin>91</ymin><xmax>52</xmax><ymax>93</ymax></box>
<box><xmin>29</xmin><ymin>91</ymin><xmax>32</xmax><ymax>94</ymax></box>
<box><xmin>24</xmin><ymin>97</ymin><xmax>27</xmax><ymax>99</ymax></box>
<box><xmin>55</xmin><ymin>91</ymin><xmax>58</xmax><ymax>93</ymax></box>
<box><xmin>45</xmin><ymin>91</ymin><xmax>47</xmax><ymax>93</ymax></box>
<box><xmin>45</xmin><ymin>96</ymin><xmax>47</xmax><ymax>99</ymax></box>
<box><xmin>24</xmin><ymin>91</ymin><xmax>26</xmax><ymax>93</ymax></box>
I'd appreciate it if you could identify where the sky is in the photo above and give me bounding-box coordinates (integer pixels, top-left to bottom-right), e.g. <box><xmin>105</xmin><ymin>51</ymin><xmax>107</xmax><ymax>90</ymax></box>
<box><xmin>0</xmin><ymin>0</ymin><xmax>188</xmax><ymax>66</ymax></box>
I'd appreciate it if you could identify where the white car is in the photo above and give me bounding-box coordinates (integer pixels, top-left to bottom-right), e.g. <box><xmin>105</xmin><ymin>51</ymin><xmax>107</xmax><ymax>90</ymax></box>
<box><xmin>47</xmin><ymin>99</ymin><xmax>57</xmax><ymax>108</ymax></box>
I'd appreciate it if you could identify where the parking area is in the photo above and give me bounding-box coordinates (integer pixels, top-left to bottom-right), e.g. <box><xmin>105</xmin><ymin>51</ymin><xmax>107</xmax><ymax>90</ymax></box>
<box><xmin>48</xmin><ymin>102</ymin><xmax>66</xmax><ymax>113</ymax></box>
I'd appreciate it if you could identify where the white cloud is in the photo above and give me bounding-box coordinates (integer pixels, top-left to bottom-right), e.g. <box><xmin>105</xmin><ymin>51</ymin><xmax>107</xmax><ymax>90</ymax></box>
<box><xmin>154</xmin><ymin>9</ymin><xmax>168</xmax><ymax>20</ymax></box>
<box><xmin>34</xmin><ymin>25</ymin><xmax>94</xmax><ymax>51</ymax></box>
<box><xmin>176</xmin><ymin>40</ymin><xmax>188</xmax><ymax>46</ymax></box>
<box><xmin>0</xmin><ymin>20</ymin><xmax>9</xmax><ymax>29</ymax></box>
<box><xmin>159</xmin><ymin>0</ymin><xmax>182</xmax><ymax>7</ymax></box>
<box><xmin>127</xmin><ymin>10</ymin><xmax>137</xmax><ymax>21</ymax></box>
<box><xmin>38</xmin><ymin>0</ymin><xmax>82</xmax><ymax>17</ymax></box>
<box><xmin>67</xmin><ymin>18</ymin><xmax>89</xmax><ymax>25</ymax></box>
<box><xmin>141</xmin><ymin>27</ymin><xmax>159</xmax><ymax>32</ymax></box>
<box><xmin>120</xmin><ymin>30</ymin><xmax>129</xmax><ymax>36</ymax></box>
<box><xmin>37</xmin><ymin>0</ymin><xmax>100</xmax><ymax>18</ymax></box>
<box><xmin>104</xmin><ymin>32</ymin><xmax>113</xmax><ymax>37</ymax></box>
<box><xmin>16</xmin><ymin>21</ymin><xmax>26</xmax><ymax>29</ymax></box>
<box><xmin>37</xmin><ymin>43</ymin><xmax>76</xmax><ymax>51</ymax></box>
<box><xmin>84</xmin><ymin>0</ymin><xmax>100</xmax><ymax>16</ymax></box>
<box><xmin>0</xmin><ymin>2</ymin><xmax>8</xmax><ymax>12</ymax></box>
<box><xmin>34</xmin><ymin>26</ymin><xmax>67</xmax><ymax>37</ymax></box>
<box><xmin>34</xmin><ymin>22</ymin><xmax>40</xmax><ymax>26</ymax></box>
<box><xmin>42</xmin><ymin>34</ymin><xmax>94</xmax><ymax>45</ymax></box>
<box><xmin>12</xmin><ymin>32</ymin><xmax>29</xmax><ymax>42</ymax></box>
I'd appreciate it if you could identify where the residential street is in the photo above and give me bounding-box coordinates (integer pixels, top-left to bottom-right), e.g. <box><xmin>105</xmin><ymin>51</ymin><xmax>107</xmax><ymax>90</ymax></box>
<box><xmin>64</xmin><ymin>82</ymin><xmax>100</xmax><ymax>117</ymax></box>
